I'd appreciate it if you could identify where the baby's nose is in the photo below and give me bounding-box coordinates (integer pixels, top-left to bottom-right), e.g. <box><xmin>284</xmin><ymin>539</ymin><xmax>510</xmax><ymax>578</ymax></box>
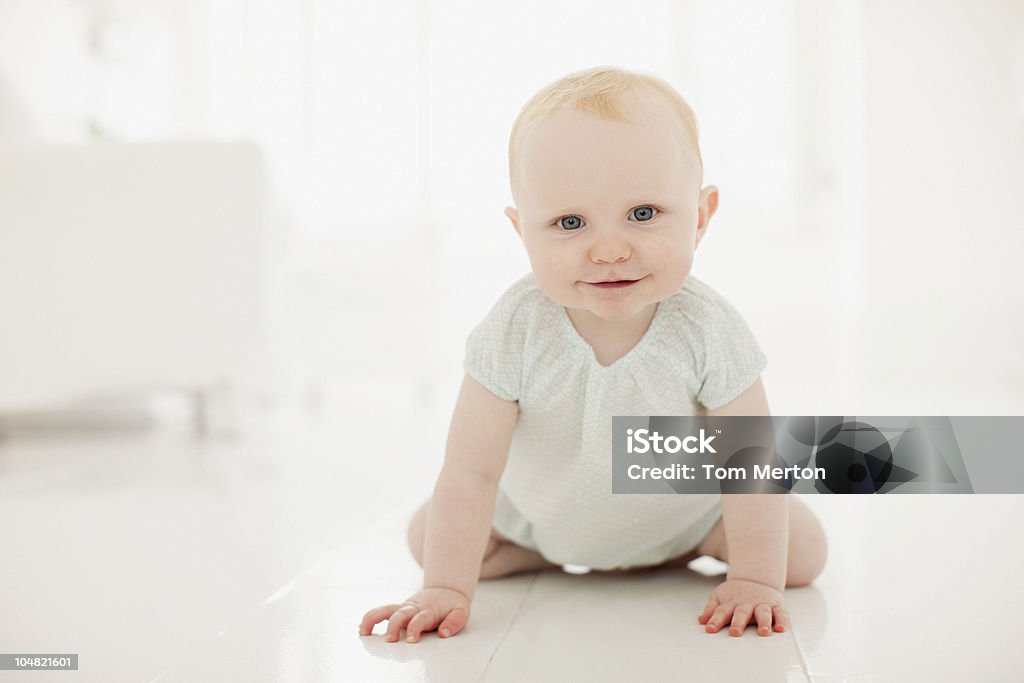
<box><xmin>589</xmin><ymin>233</ymin><xmax>632</xmax><ymax>264</ymax></box>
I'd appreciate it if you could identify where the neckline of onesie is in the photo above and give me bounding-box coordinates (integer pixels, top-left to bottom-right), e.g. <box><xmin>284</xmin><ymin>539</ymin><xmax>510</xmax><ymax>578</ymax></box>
<box><xmin>557</xmin><ymin>299</ymin><xmax>667</xmax><ymax>372</ymax></box>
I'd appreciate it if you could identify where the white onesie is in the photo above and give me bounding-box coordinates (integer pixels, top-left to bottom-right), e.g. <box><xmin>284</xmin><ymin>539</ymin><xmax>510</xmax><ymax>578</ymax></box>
<box><xmin>464</xmin><ymin>272</ymin><xmax>767</xmax><ymax>570</ymax></box>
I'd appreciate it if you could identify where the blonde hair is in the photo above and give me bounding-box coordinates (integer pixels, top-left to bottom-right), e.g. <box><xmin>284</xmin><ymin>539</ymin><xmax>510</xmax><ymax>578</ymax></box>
<box><xmin>508</xmin><ymin>66</ymin><xmax>702</xmax><ymax>191</ymax></box>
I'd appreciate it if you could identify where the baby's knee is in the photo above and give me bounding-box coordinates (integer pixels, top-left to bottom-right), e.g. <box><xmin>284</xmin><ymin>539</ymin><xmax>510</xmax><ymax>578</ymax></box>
<box><xmin>787</xmin><ymin>544</ymin><xmax>827</xmax><ymax>587</ymax></box>
<box><xmin>406</xmin><ymin>499</ymin><xmax>430</xmax><ymax>567</ymax></box>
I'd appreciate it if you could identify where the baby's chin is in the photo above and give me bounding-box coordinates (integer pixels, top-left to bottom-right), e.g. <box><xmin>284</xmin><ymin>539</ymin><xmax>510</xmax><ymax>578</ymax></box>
<box><xmin>556</xmin><ymin>291</ymin><xmax>659</xmax><ymax>323</ymax></box>
<box><xmin>584</xmin><ymin>302</ymin><xmax>657</xmax><ymax>323</ymax></box>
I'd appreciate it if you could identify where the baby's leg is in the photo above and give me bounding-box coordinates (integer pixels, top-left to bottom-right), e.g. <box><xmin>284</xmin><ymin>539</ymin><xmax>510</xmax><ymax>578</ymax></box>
<box><xmin>406</xmin><ymin>498</ymin><xmax>560</xmax><ymax>580</ymax></box>
<box><xmin>689</xmin><ymin>496</ymin><xmax>827</xmax><ymax>587</ymax></box>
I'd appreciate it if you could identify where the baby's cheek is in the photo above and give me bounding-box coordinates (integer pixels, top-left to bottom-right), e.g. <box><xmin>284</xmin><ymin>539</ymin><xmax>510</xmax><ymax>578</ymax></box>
<box><xmin>652</xmin><ymin>245</ymin><xmax>694</xmax><ymax>286</ymax></box>
<box><xmin>529</xmin><ymin>261</ymin><xmax>574</xmax><ymax>302</ymax></box>
<box><xmin>534</xmin><ymin>254</ymin><xmax>572</xmax><ymax>283</ymax></box>
<box><xmin>523</xmin><ymin>251</ymin><xmax>550</xmax><ymax>279</ymax></box>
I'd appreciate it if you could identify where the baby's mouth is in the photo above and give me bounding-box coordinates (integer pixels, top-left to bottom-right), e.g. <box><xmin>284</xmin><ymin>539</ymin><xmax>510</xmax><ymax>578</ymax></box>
<box><xmin>587</xmin><ymin>278</ymin><xmax>643</xmax><ymax>289</ymax></box>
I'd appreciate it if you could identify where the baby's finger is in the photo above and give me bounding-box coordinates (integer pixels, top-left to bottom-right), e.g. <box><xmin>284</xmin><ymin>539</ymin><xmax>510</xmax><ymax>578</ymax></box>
<box><xmin>385</xmin><ymin>604</ymin><xmax>419</xmax><ymax>643</ymax></box>
<box><xmin>359</xmin><ymin>604</ymin><xmax>401</xmax><ymax>636</ymax></box>
<box><xmin>754</xmin><ymin>604</ymin><xmax>773</xmax><ymax>636</ymax></box>
<box><xmin>437</xmin><ymin>607</ymin><xmax>470</xmax><ymax>638</ymax></box>
<box><xmin>697</xmin><ymin>596</ymin><xmax>719</xmax><ymax>624</ymax></box>
<box><xmin>772</xmin><ymin>605</ymin><xmax>791</xmax><ymax>633</ymax></box>
<box><xmin>728</xmin><ymin>604</ymin><xmax>754</xmax><ymax>637</ymax></box>
<box><xmin>405</xmin><ymin>610</ymin><xmax>438</xmax><ymax>643</ymax></box>
<box><xmin>704</xmin><ymin>603</ymin><xmax>735</xmax><ymax>633</ymax></box>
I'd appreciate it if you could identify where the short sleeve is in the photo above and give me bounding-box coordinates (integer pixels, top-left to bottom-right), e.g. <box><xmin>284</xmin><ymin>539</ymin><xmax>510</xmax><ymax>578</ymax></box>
<box><xmin>462</xmin><ymin>279</ymin><xmax>532</xmax><ymax>401</ymax></box>
<box><xmin>694</xmin><ymin>293</ymin><xmax>768</xmax><ymax>410</ymax></box>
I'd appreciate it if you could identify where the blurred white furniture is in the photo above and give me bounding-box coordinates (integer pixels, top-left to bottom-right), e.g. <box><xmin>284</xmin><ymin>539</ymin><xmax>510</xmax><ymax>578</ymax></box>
<box><xmin>0</xmin><ymin>141</ymin><xmax>269</xmax><ymax>431</ymax></box>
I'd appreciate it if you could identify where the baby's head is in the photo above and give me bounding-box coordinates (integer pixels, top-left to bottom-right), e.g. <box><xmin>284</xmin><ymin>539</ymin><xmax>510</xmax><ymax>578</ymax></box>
<box><xmin>504</xmin><ymin>66</ymin><xmax>718</xmax><ymax>323</ymax></box>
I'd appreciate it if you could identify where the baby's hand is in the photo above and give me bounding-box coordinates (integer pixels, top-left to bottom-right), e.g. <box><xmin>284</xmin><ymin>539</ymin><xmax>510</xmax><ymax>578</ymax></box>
<box><xmin>697</xmin><ymin>579</ymin><xmax>790</xmax><ymax>637</ymax></box>
<box><xmin>359</xmin><ymin>587</ymin><xmax>471</xmax><ymax>643</ymax></box>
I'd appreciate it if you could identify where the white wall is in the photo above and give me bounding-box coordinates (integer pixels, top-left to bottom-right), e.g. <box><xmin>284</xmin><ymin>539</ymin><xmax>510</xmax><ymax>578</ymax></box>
<box><xmin>857</xmin><ymin>0</ymin><xmax>1024</xmax><ymax>413</ymax></box>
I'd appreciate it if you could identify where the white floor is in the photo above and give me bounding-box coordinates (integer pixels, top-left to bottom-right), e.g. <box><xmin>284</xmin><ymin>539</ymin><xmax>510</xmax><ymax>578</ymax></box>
<box><xmin>2</xmin><ymin>378</ymin><xmax>1023</xmax><ymax>682</ymax></box>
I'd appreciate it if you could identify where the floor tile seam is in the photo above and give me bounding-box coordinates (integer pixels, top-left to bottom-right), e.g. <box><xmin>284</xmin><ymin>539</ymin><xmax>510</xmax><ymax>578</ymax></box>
<box><xmin>477</xmin><ymin>571</ymin><xmax>541</xmax><ymax>683</ymax></box>
<box><xmin>788</xmin><ymin>619</ymin><xmax>814</xmax><ymax>682</ymax></box>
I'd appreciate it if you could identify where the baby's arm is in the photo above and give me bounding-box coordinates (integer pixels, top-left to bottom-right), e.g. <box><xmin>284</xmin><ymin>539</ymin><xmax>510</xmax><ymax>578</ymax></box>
<box><xmin>696</xmin><ymin>377</ymin><xmax>792</xmax><ymax>637</ymax></box>
<box><xmin>359</xmin><ymin>374</ymin><xmax>517</xmax><ymax>643</ymax></box>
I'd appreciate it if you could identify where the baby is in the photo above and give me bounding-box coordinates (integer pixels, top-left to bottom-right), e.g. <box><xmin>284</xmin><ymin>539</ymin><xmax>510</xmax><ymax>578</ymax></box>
<box><xmin>359</xmin><ymin>66</ymin><xmax>827</xmax><ymax>643</ymax></box>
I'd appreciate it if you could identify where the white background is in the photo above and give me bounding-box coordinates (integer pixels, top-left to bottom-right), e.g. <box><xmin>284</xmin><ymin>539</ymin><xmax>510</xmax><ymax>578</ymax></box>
<box><xmin>1</xmin><ymin>0</ymin><xmax>1022</xmax><ymax>416</ymax></box>
<box><xmin>2</xmin><ymin>3</ymin><xmax>1023</xmax><ymax>680</ymax></box>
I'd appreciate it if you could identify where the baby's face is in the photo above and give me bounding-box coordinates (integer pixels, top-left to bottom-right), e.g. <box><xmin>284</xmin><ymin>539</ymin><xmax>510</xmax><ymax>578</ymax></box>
<box><xmin>506</xmin><ymin>98</ymin><xmax>717</xmax><ymax>324</ymax></box>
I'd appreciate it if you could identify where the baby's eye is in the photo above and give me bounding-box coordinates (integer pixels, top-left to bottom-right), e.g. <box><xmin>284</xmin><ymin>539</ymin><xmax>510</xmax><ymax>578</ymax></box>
<box><xmin>556</xmin><ymin>215</ymin><xmax>584</xmax><ymax>231</ymax></box>
<box><xmin>631</xmin><ymin>206</ymin><xmax>658</xmax><ymax>221</ymax></box>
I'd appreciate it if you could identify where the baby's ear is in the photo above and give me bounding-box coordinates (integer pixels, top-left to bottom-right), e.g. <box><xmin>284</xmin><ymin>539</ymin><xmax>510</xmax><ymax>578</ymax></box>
<box><xmin>504</xmin><ymin>206</ymin><xmax>523</xmax><ymax>238</ymax></box>
<box><xmin>696</xmin><ymin>186</ymin><xmax>719</xmax><ymax>247</ymax></box>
